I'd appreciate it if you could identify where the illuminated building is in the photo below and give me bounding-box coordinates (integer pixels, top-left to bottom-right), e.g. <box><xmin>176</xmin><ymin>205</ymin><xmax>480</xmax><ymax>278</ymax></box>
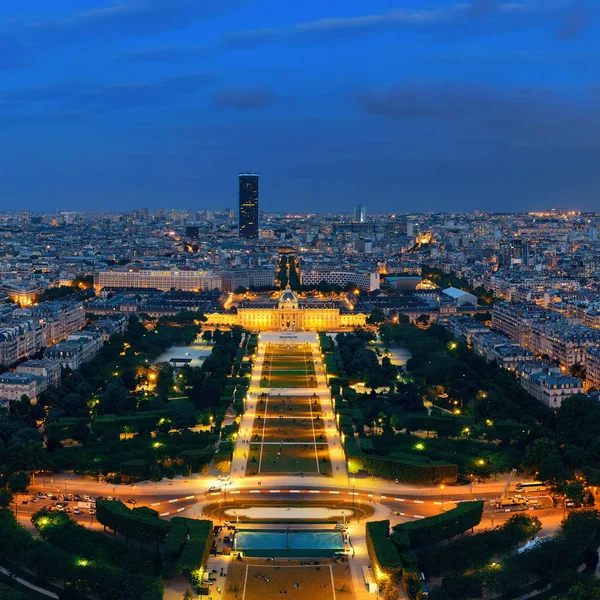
<box><xmin>239</xmin><ymin>173</ymin><xmax>259</xmax><ymax>239</ymax></box>
<box><xmin>94</xmin><ymin>269</ymin><xmax>222</xmax><ymax>292</ymax></box>
<box><xmin>206</xmin><ymin>286</ymin><xmax>366</xmax><ymax>331</ymax></box>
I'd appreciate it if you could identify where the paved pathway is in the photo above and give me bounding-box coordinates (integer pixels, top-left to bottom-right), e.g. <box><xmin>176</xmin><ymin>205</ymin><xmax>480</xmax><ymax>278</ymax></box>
<box><xmin>231</xmin><ymin>333</ymin><xmax>347</xmax><ymax>485</ymax></box>
<box><xmin>0</xmin><ymin>565</ymin><xmax>59</xmax><ymax>599</ymax></box>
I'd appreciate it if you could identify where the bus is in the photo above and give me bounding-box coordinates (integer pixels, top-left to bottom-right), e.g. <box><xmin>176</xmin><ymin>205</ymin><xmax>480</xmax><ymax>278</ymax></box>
<box><xmin>515</xmin><ymin>481</ymin><xmax>547</xmax><ymax>493</ymax></box>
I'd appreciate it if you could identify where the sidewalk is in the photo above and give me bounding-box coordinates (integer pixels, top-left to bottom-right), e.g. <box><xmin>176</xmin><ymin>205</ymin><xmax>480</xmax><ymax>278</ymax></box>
<box><xmin>0</xmin><ymin>565</ymin><xmax>59</xmax><ymax>599</ymax></box>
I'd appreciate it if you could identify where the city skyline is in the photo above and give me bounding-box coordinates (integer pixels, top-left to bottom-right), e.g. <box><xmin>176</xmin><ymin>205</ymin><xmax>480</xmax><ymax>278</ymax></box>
<box><xmin>1</xmin><ymin>0</ymin><xmax>599</xmax><ymax>213</ymax></box>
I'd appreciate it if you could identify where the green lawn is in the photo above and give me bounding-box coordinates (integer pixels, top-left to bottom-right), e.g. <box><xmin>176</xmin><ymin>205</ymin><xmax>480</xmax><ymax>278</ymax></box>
<box><xmin>252</xmin><ymin>443</ymin><xmax>323</xmax><ymax>474</ymax></box>
<box><xmin>260</xmin><ymin>347</ymin><xmax>317</xmax><ymax>388</ymax></box>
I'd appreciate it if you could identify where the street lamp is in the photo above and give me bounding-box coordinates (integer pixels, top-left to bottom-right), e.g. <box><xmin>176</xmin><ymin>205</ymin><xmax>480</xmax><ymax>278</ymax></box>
<box><xmin>440</xmin><ymin>484</ymin><xmax>445</xmax><ymax>510</ymax></box>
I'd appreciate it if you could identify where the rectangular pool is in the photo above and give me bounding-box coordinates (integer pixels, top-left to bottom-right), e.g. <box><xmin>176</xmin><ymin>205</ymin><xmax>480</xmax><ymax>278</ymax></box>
<box><xmin>235</xmin><ymin>529</ymin><xmax>344</xmax><ymax>557</ymax></box>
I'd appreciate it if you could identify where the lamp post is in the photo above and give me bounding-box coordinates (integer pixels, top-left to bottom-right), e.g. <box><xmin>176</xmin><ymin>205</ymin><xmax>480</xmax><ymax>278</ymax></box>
<box><xmin>440</xmin><ymin>484</ymin><xmax>445</xmax><ymax>511</ymax></box>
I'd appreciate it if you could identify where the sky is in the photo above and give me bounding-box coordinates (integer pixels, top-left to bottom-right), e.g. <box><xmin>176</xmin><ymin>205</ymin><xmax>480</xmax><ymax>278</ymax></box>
<box><xmin>0</xmin><ymin>0</ymin><xmax>599</xmax><ymax>214</ymax></box>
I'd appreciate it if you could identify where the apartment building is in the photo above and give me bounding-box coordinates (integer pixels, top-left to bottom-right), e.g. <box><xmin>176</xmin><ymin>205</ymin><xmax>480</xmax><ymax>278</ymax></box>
<box><xmin>0</xmin><ymin>372</ymin><xmax>46</xmax><ymax>403</ymax></box>
<box><xmin>518</xmin><ymin>362</ymin><xmax>585</xmax><ymax>409</ymax></box>
<box><xmin>585</xmin><ymin>347</ymin><xmax>600</xmax><ymax>391</ymax></box>
<box><xmin>35</xmin><ymin>302</ymin><xmax>86</xmax><ymax>344</ymax></box>
<box><xmin>492</xmin><ymin>303</ymin><xmax>558</xmax><ymax>348</ymax></box>
<box><xmin>45</xmin><ymin>332</ymin><xmax>104</xmax><ymax>371</ymax></box>
<box><xmin>300</xmin><ymin>269</ymin><xmax>380</xmax><ymax>292</ymax></box>
<box><xmin>472</xmin><ymin>332</ymin><xmax>534</xmax><ymax>370</ymax></box>
<box><xmin>94</xmin><ymin>269</ymin><xmax>222</xmax><ymax>292</ymax></box>
<box><xmin>444</xmin><ymin>316</ymin><xmax>490</xmax><ymax>345</ymax></box>
<box><xmin>0</xmin><ymin>319</ymin><xmax>46</xmax><ymax>366</ymax></box>
<box><xmin>221</xmin><ymin>269</ymin><xmax>275</xmax><ymax>292</ymax></box>
<box><xmin>16</xmin><ymin>359</ymin><xmax>62</xmax><ymax>388</ymax></box>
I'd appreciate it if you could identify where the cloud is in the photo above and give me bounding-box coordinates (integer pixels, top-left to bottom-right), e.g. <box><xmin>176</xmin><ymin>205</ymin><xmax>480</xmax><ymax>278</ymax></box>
<box><xmin>357</xmin><ymin>82</ymin><xmax>600</xmax><ymax>148</ymax></box>
<box><xmin>0</xmin><ymin>72</ymin><xmax>214</xmax><ymax>125</ymax></box>
<box><xmin>28</xmin><ymin>0</ymin><xmax>238</xmax><ymax>41</ymax></box>
<box><xmin>117</xmin><ymin>45</ymin><xmax>206</xmax><ymax>63</ymax></box>
<box><xmin>212</xmin><ymin>86</ymin><xmax>281</xmax><ymax>111</ymax></box>
<box><xmin>217</xmin><ymin>1</ymin><xmax>581</xmax><ymax>48</ymax></box>
<box><xmin>0</xmin><ymin>0</ymin><xmax>242</xmax><ymax>62</ymax></box>
<box><xmin>556</xmin><ymin>1</ymin><xmax>594</xmax><ymax>39</ymax></box>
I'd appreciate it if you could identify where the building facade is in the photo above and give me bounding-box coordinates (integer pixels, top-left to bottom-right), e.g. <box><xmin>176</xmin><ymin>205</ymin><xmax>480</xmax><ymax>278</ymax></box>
<box><xmin>206</xmin><ymin>286</ymin><xmax>366</xmax><ymax>331</ymax></box>
<box><xmin>95</xmin><ymin>269</ymin><xmax>222</xmax><ymax>292</ymax></box>
<box><xmin>0</xmin><ymin>372</ymin><xmax>46</xmax><ymax>403</ymax></box>
<box><xmin>16</xmin><ymin>359</ymin><xmax>62</xmax><ymax>388</ymax></box>
<box><xmin>518</xmin><ymin>362</ymin><xmax>585</xmax><ymax>409</ymax></box>
<box><xmin>300</xmin><ymin>270</ymin><xmax>380</xmax><ymax>292</ymax></box>
<box><xmin>239</xmin><ymin>173</ymin><xmax>259</xmax><ymax>239</ymax></box>
<box><xmin>221</xmin><ymin>269</ymin><xmax>275</xmax><ymax>292</ymax></box>
<box><xmin>585</xmin><ymin>347</ymin><xmax>600</xmax><ymax>391</ymax></box>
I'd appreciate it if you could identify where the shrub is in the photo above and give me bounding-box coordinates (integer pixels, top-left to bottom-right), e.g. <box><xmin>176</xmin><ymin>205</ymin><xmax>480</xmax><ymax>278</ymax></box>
<box><xmin>366</xmin><ymin>520</ymin><xmax>403</xmax><ymax>581</ymax></box>
<box><xmin>392</xmin><ymin>501</ymin><xmax>483</xmax><ymax>549</ymax></box>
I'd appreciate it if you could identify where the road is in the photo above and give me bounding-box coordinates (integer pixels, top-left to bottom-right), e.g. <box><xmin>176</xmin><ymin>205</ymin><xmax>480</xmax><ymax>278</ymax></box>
<box><xmin>17</xmin><ymin>473</ymin><xmax>559</xmax><ymax>530</ymax></box>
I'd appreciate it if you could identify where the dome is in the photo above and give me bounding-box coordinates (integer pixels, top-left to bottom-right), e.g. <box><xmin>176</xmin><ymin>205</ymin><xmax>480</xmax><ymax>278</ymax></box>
<box><xmin>278</xmin><ymin>285</ymin><xmax>299</xmax><ymax>309</ymax></box>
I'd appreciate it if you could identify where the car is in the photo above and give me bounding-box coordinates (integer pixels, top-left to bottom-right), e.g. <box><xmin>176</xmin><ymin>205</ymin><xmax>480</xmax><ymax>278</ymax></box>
<box><xmin>125</xmin><ymin>499</ymin><xmax>137</xmax><ymax>505</ymax></box>
<box><xmin>73</xmin><ymin>507</ymin><xmax>80</xmax><ymax>515</ymax></box>
<box><xmin>31</xmin><ymin>497</ymin><xmax>39</xmax><ymax>503</ymax></box>
<box><xmin>83</xmin><ymin>495</ymin><xmax>91</xmax><ymax>501</ymax></box>
<box><xmin>89</xmin><ymin>509</ymin><xmax>96</xmax><ymax>515</ymax></box>
<box><xmin>64</xmin><ymin>507</ymin><xmax>71</xmax><ymax>514</ymax></box>
<box><xmin>74</xmin><ymin>494</ymin><xmax>83</xmax><ymax>502</ymax></box>
<box><xmin>21</xmin><ymin>500</ymin><xmax>28</xmax><ymax>505</ymax></box>
<box><xmin>50</xmin><ymin>496</ymin><xmax>58</xmax><ymax>501</ymax></box>
<box><xmin>208</xmin><ymin>487</ymin><xmax>221</xmax><ymax>493</ymax></box>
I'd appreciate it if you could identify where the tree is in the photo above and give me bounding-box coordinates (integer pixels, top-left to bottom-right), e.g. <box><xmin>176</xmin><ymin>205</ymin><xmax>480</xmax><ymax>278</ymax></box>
<box><xmin>150</xmin><ymin>465</ymin><xmax>163</xmax><ymax>483</ymax></box>
<box><xmin>202</xmin><ymin>330</ymin><xmax>212</xmax><ymax>345</ymax></box>
<box><xmin>8</xmin><ymin>471</ymin><xmax>31</xmax><ymax>493</ymax></box>
<box><xmin>12</xmin><ymin>394</ymin><xmax>31</xmax><ymax>418</ymax></box>
<box><xmin>367</xmin><ymin>307</ymin><xmax>386</xmax><ymax>325</ymax></box>
<box><xmin>0</xmin><ymin>488</ymin><xmax>14</xmax><ymax>508</ymax></box>
<box><xmin>183</xmin><ymin>589</ymin><xmax>194</xmax><ymax>600</ymax></box>
<box><xmin>522</xmin><ymin>438</ymin><xmax>567</xmax><ymax>483</ymax></box>
<box><xmin>565</xmin><ymin>481</ymin><xmax>585</xmax><ymax>504</ymax></box>
<box><xmin>551</xmin><ymin>581</ymin><xmax>600</xmax><ymax>600</ymax></box>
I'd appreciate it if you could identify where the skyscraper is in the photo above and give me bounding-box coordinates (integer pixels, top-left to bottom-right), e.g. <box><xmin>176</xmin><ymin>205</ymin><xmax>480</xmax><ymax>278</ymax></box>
<box><xmin>354</xmin><ymin>204</ymin><xmax>366</xmax><ymax>223</ymax></box>
<box><xmin>239</xmin><ymin>173</ymin><xmax>259</xmax><ymax>239</ymax></box>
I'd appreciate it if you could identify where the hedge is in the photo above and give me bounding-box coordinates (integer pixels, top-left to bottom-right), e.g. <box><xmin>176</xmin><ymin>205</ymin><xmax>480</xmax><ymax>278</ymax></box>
<box><xmin>45</xmin><ymin>417</ymin><xmax>89</xmax><ymax>441</ymax></box>
<box><xmin>406</xmin><ymin>415</ymin><xmax>474</xmax><ymax>436</ymax></box>
<box><xmin>416</xmin><ymin>513</ymin><xmax>542</xmax><ymax>577</ymax></box>
<box><xmin>402</xmin><ymin>568</ymin><xmax>424</xmax><ymax>600</ymax></box>
<box><xmin>349</xmin><ymin>453</ymin><xmax>458</xmax><ymax>484</ymax></box>
<box><xmin>173</xmin><ymin>518</ymin><xmax>213</xmax><ymax>585</ymax></box>
<box><xmin>162</xmin><ymin>521</ymin><xmax>190</xmax><ymax>579</ymax></box>
<box><xmin>392</xmin><ymin>501</ymin><xmax>484</xmax><ymax>549</ymax></box>
<box><xmin>366</xmin><ymin>520</ymin><xmax>403</xmax><ymax>581</ymax></box>
<box><xmin>0</xmin><ymin>582</ymin><xmax>27</xmax><ymax>600</ymax></box>
<box><xmin>92</xmin><ymin>411</ymin><xmax>172</xmax><ymax>435</ymax></box>
<box><xmin>96</xmin><ymin>500</ymin><xmax>172</xmax><ymax>545</ymax></box>
<box><xmin>25</xmin><ymin>510</ymin><xmax>163</xmax><ymax>599</ymax></box>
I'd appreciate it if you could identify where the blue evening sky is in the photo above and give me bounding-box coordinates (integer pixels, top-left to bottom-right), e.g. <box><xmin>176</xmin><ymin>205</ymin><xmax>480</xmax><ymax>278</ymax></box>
<box><xmin>0</xmin><ymin>0</ymin><xmax>598</xmax><ymax>213</ymax></box>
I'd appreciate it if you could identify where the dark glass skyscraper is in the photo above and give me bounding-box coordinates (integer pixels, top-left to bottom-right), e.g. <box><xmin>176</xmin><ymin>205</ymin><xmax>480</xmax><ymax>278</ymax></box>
<box><xmin>238</xmin><ymin>172</ymin><xmax>259</xmax><ymax>239</ymax></box>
